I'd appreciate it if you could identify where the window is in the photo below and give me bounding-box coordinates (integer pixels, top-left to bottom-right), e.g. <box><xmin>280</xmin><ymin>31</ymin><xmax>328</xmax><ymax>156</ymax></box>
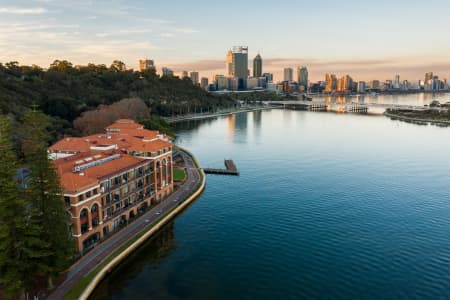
<box><xmin>78</xmin><ymin>195</ymin><xmax>84</xmax><ymax>202</ymax></box>
<box><xmin>91</xmin><ymin>204</ymin><xmax>99</xmax><ymax>228</ymax></box>
<box><xmin>64</xmin><ymin>196</ymin><xmax>71</xmax><ymax>207</ymax></box>
<box><xmin>93</xmin><ymin>188</ymin><xmax>98</xmax><ymax>195</ymax></box>
<box><xmin>85</xmin><ymin>191</ymin><xmax>91</xmax><ymax>198</ymax></box>
<box><xmin>80</xmin><ymin>209</ymin><xmax>89</xmax><ymax>234</ymax></box>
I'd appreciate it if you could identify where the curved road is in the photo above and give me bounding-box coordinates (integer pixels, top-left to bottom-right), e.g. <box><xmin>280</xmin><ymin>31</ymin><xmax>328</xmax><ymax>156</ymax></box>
<box><xmin>48</xmin><ymin>150</ymin><xmax>201</xmax><ymax>300</ymax></box>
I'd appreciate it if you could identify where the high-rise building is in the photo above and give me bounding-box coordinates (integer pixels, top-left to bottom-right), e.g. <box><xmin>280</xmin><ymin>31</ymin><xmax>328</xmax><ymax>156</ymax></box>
<box><xmin>227</xmin><ymin>46</ymin><xmax>248</xmax><ymax>89</ymax></box>
<box><xmin>253</xmin><ymin>54</ymin><xmax>262</xmax><ymax>78</ymax></box>
<box><xmin>297</xmin><ymin>66</ymin><xmax>308</xmax><ymax>91</ymax></box>
<box><xmin>336</xmin><ymin>75</ymin><xmax>353</xmax><ymax>93</ymax></box>
<box><xmin>357</xmin><ymin>81</ymin><xmax>366</xmax><ymax>93</ymax></box>
<box><xmin>190</xmin><ymin>71</ymin><xmax>199</xmax><ymax>85</ymax></box>
<box><xmin>284</xmin><ymin>68</ymin><xmax>293</xmax><ymax>82</ymax></box>
<box><xmin>216</xmin><ymin>75</ymin><xmax>229</xmax><ymax>90</ymax></box>
<box><xmin>369</xmin><ymin>80</ymin><xmax>381</xmax><ymax>90</ymax></box>
<box><xmin>226</xmin><ymin>50</ymin><xmax>233</xmax><ymax>77</ymax></box>
<box><xmin>139</xmin><ymin>59</ymin><xmax>155</xmax><ymax>72</ymax></box>
<box><xmin>162</xmin><ymin>67</ymin><xmax>173</xmax><ymax>77</ymax></box>
<box><xmin>200</xmin><ymin>77</ymin><xmax>209</xmax><ymax>90</ymax></box>
<box><xmin>393</xmin><ymin>74</ymin><xmax>400</xmax><ymax>89</ymax></box>
<box><xmin>262</xmin><ymin>73</ymin><xmax>273</xmax><ymax>83</ymax></box>
<box><xmin>181</xmin><ymin>70</ymin><xmax>188</xmax><ymax>78</ymax></box>
<box><xmin>325</xmin><ymin>73</ymin><xmax>337</xmax><ymax>92</ymax></box>
<box><xmin>425</xmin><ymin>72</ymin><xmax>433</xmax><ymax>83</ymax></box>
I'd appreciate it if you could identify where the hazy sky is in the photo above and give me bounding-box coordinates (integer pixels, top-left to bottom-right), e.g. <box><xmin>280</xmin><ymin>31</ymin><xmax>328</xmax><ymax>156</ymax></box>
<box><xmin>1</xmin><ymin>0</ymin><xmax>450</xmax><ymax>82</ymax></box>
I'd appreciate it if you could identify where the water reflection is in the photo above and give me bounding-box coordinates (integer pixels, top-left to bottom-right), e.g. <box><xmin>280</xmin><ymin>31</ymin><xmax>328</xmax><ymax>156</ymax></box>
<box><xmin>317</xmin><ymin>92</ymin><xmax>450</xmax><ymax>106</ymax></box>
<box><xmin>90</xmin><ymin>222</ymin><xmax>177</xmax><ymax>300</ymax></box>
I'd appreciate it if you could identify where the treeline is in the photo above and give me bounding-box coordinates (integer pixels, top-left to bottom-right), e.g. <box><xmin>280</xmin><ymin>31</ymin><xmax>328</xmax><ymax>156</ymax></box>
<box><xmin>0</xmin><ymin>111</ymin><xmax>72</xmax><ymax>299</ymax></box>
<box><xmin>0</xmin><ymin>60</ymin><xmax>235</xmax><ymax>140</ymax></box>
<box><xmin>73</xmin><ymin>97</ymin><xmax>175</xmax><ymax>137</ymax></box>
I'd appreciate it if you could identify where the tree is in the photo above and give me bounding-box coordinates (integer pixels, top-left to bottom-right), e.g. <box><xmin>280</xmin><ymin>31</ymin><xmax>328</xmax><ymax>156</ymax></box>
<box><xmin>430</xmin><ymin>100</ymin><xmax>440</xmax><ymax>108</ymax></box>
<box><xmin>49</xmin><ymin>60</ymin><xmax>73</xmax><ymax>71</ymax></box>
<box><xmin>0</xmin><ymin>116</ymin><xmax>29</xmax><ymax>296</ymax></box>
<box><xmin>110</xmin><ymin>60</ymin><xmax>126</xmax><ymax>72</ymax></box>
<box><xmin>21</xmin><ymin>110</ymin><xmax>73</xmax><ymax>288</ymax></box>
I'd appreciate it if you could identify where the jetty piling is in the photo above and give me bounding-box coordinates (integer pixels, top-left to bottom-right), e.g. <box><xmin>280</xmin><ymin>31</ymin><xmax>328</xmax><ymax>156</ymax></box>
<box><xmin>204</xmin><ymin>159</ymin><xmax>239</xmax><ymax>176</ymax></box>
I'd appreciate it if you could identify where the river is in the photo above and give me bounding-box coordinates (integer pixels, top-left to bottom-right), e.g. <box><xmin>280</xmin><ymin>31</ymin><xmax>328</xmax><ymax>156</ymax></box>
<box><xmin>91</xmin><ymin>93</ymin><xmax>450</xmax><ymax>299</ymax></box>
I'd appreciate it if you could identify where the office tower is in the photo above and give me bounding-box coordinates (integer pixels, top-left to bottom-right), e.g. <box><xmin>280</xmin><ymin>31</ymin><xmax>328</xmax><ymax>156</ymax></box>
<box><xmin>369</xmin><ymin>80</ymin><xmax>380</xmax><ymax>89</ymax></box>
<box><xmin>162</xmin><ymin>67</ymin><xmax>173</xmax><ymax>76</ymax></box>
<box><xmin>181</xmin><ymin>70</ymin><xmax>188</xmax><ymax>78</ymax></box>
<box><xmin>424</xmin><ymin>72</ymin><xmax>434</xmax><ymax>90</ymax></box>
<box><xmin>226</xmin><ymin>50</ymin><xmax>233</xmax><ymax>77</ymax></box>
<box><xmin>284</xmin><ymin>68</ymin><xmax>293</xmax><ymax>82</ymax></box>
<box><xmin>336</xmin><ymin>75</ymin><xmax>353</xmax><ymax>92</ymax></box>
<box><xmin>425</xmin><ymin>72</ymin><xmax>433</xmax><ymax>84</ymax></box>
<box><xmin>394</xmin><ymin>74</ymin><xmax>400</xmax><ymax>89</ymax></box>
<box><xmin>190</xmin><ymin>71</ymin><xmax>199</xmax><ymax>85</ymax></box>
<box><xmin>297</xmin><ymin>66</ymin><xmax>308</xmax><ymax>91</ymax></box>
<box><xmin>262</xmin><ymin>73</ymin><xmax>273</xmax><ymax>83</ymax></box>
<box><xmin>200</xmin><ymin>77</ymin><xmax>209</xmax><ymax>90</ymax></box>
<box><xmin>216</xmin><ymin>75</ymin><xmax>229</xmax><ymax>90</ymax></box>
<box><xmin>139</xmin><ymin>59</ymin><xmax>155</xmax><ymax>72</ymax></box>
<box><xmin>227</xmin><ymin>46</ymin><xmax>249</xmax><ymax>89</ymax></box>
<box><xmin>253</xmin><ymin>54</ymin><xmax>262</xmax><ymax>78</ymax></box>
<box><xmin>325</xmin><ymin>73</ymin><xmax>337</xmax><ymax>92</ymax></box>
<box><xmin>357</xmin><ymin>81</ymin><xmax>366</xmax><ymax>93</ymax></box>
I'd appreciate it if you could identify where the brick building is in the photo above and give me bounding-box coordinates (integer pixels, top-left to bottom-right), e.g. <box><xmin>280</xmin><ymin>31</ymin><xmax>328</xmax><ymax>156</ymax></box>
<box><xmin>49</xmin><ymin>119</ymin><xmax>174</xmax><ymax>253</ymax></box>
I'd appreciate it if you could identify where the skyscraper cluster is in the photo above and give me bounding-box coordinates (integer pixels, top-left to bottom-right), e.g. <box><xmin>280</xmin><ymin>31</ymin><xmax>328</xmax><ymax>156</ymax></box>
<box><xmin>210</xmin><ymin>46</ymin><xmax>273</xmax><ymax>91</ymax></box>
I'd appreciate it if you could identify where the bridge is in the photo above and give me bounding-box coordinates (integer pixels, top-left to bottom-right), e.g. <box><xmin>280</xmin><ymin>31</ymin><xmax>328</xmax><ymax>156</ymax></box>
<box><xmin>267</xmin><ymin>101</ymin><xmax>427</xmax><ymax>113</ymax></box>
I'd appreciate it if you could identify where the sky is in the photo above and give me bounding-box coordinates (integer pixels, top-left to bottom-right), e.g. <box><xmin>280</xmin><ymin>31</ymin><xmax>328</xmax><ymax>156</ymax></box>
<box><xmin>1</xmin><ymin>0</ymin><xmax>450</xmax><ymax>82</ymax></box>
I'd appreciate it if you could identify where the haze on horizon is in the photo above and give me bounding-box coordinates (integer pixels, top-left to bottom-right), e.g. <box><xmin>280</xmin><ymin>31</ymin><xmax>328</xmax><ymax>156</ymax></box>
<box><xmin>1</xmin><ymin>0</ymin><xmax>449</xmax><ymax>82</ymax></box>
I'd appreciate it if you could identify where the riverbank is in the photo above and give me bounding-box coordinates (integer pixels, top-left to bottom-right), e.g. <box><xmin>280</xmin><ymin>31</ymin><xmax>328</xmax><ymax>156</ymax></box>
<box><xmin>384</xmin><ymin>111</ymin><xmax>450</xmax><ymax>126</ymax></box>
<box><xmin>47</xmin><ymin>148</ymin><xmax>205</xmax><ymax>300</ymax></box>
<box><xmin>164</xmin><ymin>106</ymin><xmax>272</xmax><ymax>124</ymax></box>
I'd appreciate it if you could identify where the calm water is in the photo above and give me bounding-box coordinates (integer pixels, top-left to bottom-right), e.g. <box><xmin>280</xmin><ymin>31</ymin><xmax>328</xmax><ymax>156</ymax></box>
<box><xmin>92</xmin><ymin>94</ymin><xmax>450</xmax><ymax>300</ymax></box>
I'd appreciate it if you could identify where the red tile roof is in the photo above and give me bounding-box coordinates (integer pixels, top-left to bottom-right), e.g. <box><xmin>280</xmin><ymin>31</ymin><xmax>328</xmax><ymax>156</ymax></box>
<box><xmin>54</xmin><ymin>151</ymin><xmax>149</xmax><ymax>194</ymax></box>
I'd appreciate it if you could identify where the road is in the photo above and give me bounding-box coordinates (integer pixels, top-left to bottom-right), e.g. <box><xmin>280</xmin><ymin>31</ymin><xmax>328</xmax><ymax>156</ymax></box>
<box><xmin>48</xmin><ymin>150</ymin><xmax>201</xmax><ymax>300</ymax></box>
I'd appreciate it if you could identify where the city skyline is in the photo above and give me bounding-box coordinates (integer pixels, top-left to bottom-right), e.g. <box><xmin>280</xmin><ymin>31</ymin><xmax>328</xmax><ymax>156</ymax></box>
<box><xmin>1</xmin><ymin>1</ymin><xmax>450</xmax><ymax>81</ymax></box>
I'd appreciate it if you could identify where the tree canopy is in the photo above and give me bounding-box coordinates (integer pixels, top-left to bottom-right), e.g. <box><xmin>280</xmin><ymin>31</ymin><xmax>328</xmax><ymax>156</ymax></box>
<box><xmin>0</xmin><ymin>60</ymin><xmax>235</xmax><ymax>141</ymax></box>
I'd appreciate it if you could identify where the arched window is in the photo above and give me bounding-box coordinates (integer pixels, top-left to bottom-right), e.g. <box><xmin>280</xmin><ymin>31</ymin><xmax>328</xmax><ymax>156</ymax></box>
<box><xmin>91</xmin><ymin>204</ymin><xmax>99</xmax><ymax>228</ymax></box>
<box><xmin>80</xmin><ymin>208</ymin><xmax>89</xmax><ymax>234</ymax></box>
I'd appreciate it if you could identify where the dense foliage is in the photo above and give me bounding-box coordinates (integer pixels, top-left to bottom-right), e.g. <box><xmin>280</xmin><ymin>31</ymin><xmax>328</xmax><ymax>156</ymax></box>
<box><xmin>0</xmin><ymin>112</ymin><xmax>72</xmax><ymax>298</ymax></box>
<box><xmin>0</xmin><ymin>60</ymin><xmax>235</xmax><ymax>140</ymax></box>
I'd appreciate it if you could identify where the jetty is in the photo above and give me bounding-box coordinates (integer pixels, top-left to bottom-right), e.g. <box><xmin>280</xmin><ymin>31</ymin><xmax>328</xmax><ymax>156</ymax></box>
<box><xmin>203</xmin><ymin>159</ymin><xmax>239</xmax><ymax>176</ymax></box>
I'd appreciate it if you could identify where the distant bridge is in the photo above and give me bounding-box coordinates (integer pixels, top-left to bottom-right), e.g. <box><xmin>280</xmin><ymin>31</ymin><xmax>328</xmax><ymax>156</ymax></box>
<box><xmin>267</xmin><ymin>101</ymin><xmax>427</xmax><ymax>113</ymax></box>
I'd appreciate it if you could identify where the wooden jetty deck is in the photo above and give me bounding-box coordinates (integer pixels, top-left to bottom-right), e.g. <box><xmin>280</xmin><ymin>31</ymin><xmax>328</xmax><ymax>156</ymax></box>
<box><xmin>203</xmin><ymin>159</ymin><xmax>239</xmax><ymax>176</ymax></box>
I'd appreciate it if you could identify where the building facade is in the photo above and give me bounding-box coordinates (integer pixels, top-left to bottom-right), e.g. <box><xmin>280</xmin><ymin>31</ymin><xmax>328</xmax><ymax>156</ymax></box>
<box><xmin>227</xmin><ymin>46</ymin><xmax>248</xmax><ymax>90</ymax></box>
<box><xmin>139</xmin><ymin>59</ymin><xmax>155</xmax><ymax>72</ymax></box>
<box><xmin>50</xmin><ymin>119</ymin><xmax>174</xmax><ymax>254</ymax></box>
<box><xmin>200</xmin><ymin>77</ymin><xmax>209</xmax><ymax>90</ymax></box>
<box><xmin>283</xmin><ymin>68</ymin><xmax>293</xmax><ymax>82</ymax></box>
<box><xmin>297</xmin><ymin>66</ymin><xmax>308</xmax><ymax>91</ymax></box>
<box><xmin>253</xmin><ymin>54</ymin><xmax>262</xmax><ymax>78</ymax></box>
<box><xmin>190</xmin><ymin>71</ymin><xmax>199</xmax><ymax>86</ymax></box>
<box><xmin>325</xmin><ymin>73</ymin><xmax>337</xmax><ymax>92</ymax></box>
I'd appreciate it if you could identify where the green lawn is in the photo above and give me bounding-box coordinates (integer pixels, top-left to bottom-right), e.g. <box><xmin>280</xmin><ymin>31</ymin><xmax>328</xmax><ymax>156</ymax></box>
<box><xmin>173</xmin><ymin>168</ymin><xmax>186</xmax><ymax>181</ymax></box>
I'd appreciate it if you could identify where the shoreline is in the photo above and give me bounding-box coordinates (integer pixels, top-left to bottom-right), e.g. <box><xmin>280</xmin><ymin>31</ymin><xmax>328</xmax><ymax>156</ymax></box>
<box><xmin>384</xmin><ymin>111</ymin><xmax>450</xmax><ymax>126</ymax></box>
